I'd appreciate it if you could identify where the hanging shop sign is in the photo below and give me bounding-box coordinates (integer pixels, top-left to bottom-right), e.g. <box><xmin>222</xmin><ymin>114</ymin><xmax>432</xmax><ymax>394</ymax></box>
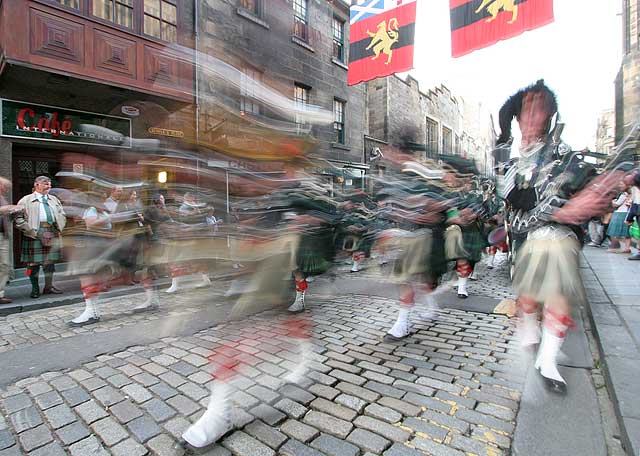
<box><xmin>0</xmin><ymin>99</ymin><xmax>131</xmax><ymax>148</ymax></box>
<box><xmin>147</xmin><ymin>127</ymin><xmax>185</xmax><ymax>138</ymax></box>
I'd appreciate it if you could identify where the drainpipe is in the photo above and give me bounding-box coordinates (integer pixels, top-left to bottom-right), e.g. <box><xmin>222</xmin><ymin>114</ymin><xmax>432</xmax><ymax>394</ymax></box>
<box><xmin>194</xmin><ymin>0</ymin><xmax>200</xmax><ymax>192</ymax></box>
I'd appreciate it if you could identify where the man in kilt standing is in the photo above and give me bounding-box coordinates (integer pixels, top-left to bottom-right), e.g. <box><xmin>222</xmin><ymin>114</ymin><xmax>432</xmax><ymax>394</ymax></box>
<box><xmin>14</xmin><ymin>176</ymin><xmax>66</xmax><ymax>298</ymax></box>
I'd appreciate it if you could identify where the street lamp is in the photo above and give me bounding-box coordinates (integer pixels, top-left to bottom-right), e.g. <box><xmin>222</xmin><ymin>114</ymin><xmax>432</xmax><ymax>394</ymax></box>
<box><xmin>157</xmin><ymin>171</ymin><xmax>168</xmax><ymax>184</ymax></box>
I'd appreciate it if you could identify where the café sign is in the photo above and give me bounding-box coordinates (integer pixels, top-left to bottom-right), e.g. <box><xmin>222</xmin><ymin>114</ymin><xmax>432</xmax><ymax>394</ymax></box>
<box><xmin>1</xmin><ymin>99</ymin><xmax>131</xmax><ymax>148</ymax></box>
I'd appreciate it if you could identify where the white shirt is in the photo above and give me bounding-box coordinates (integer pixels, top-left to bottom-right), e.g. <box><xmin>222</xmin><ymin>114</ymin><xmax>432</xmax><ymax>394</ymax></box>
<box><xmin>104</xmin><ymin>197</ymin><xmax>118</xmax><ymax>214</ymax></box>
<box><xmin>632</xmin><ymin>186</ymin><xmax>640</xmax><ymax>205</ymax></box>
<box><xmin>83</xmin><ymin>207</ymin><xmax>112</xmax><ymax>231</ymax></box>
<box><xmin>34</xmin><ymin>191</ymin><xmax>50</xmax><ymax>223</ymax></box>
<box><xmin>613</xmin><ymin>192</ymin><xmax>630</xmax><ymax>213</ymax></box>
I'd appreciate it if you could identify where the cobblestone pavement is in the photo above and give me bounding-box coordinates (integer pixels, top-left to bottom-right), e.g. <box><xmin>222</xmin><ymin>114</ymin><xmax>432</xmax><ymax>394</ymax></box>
<box><xmin>0</xmin><ymin>265</ymin><xmax>527</xmax><ymax>456</ymax></box>
<box><xmin>0</xmin><ymin>284</ymin><xmax>231</xmax><ymax>353</ymax></box>
<box><xmin>341</xmin><ymin>252</ymin><xmax>516</xmax><ymax>301</ymax></box>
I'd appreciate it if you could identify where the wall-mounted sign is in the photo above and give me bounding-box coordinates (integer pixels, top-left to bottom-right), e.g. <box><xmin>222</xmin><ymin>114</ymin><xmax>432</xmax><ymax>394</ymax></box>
<box><xmin>1</xmin><ymin>99</ymin><xmax>131</xmax><ymax>148</ymax></box>
<box><xmin>147</xmin><ymin>127</ymin><xmax>184</xmax><ymax>138</ymax></box>
<box><xmin>121</xmin><ymin>106</ymin><xmax>140</xmax><ymax>117</ymax></box>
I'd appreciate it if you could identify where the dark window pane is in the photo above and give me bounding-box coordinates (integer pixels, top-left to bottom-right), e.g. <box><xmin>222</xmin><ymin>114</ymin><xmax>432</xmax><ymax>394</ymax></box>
<box><xmin>163</xmin><ymin>22</ymin><xmax>177</xmax><ymax>42</ymax></box>
<box><xmin>294</xmin><ymin>19</ymin><xmax>307</xmax><ymax>40</ymax></box>
<box><xmin>240</xmin><ymin>0</ymin><xmax>258</xmax><ymax>15</ymax></box>
<box><xmin>333</xmin><ymin>42</ymin><xmax>343</xmax><ymax>61</ymax></box>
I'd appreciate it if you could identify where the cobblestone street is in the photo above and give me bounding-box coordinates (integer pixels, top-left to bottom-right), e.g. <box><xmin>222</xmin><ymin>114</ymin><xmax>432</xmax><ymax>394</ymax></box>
<box><xmin>0</xmin><ymin>256</ymin><xmax>534</xmax><ymax>456</ymax></box>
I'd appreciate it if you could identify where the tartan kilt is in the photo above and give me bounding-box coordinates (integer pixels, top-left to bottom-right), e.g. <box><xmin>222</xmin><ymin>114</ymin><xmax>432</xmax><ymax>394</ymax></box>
<box><xmin>462</xmin><ymin>224</ymin><xmax>485</xmax><ymax>263</ymax></box>
<box><xmin>21</xmin><ymin>227</ymin><xmax>62</xmax><ymax>264</ymax></box>
<box><xmin>297</xmin><ymin>229</ymin><xmax>335</xmax><ymax>275</ymax></box>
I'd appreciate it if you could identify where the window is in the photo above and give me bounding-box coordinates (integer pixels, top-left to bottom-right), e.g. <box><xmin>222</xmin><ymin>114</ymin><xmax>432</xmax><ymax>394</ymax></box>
<box><xmin>240</xmin><ymin>0</ymin><xmax>260</xmax><ymax>16</ymax></box>
<box><xmin>334</xmin><ymin>99</ymin><xmax>345</xmax><ymax>144</ymax></box>
<box><xmin>92</xmin><ymin>0</ymin><xmax>134</xmax><ymax>28</ymax></box>
<box><xmin>624</xmin><ymin>0</ymin><xmax>631</xmax><ymax>54</ymax></box>
<box><xmin>294</xmin><ymin>83</ymin><xmax>309</xmax><ymax>128</ymax></box>
<box><xmin>293</xmin><ymin>0</ymin><xmax>308</xmax><ymax>41</ymax></box>
<box><xmin>144</xmin><ymin>0</ymin><xmax>178</xmax><ymax>43</ymax></box>
<box><xmin>426</xmin><ymin>117</ymin><xmax>438</xmax><ymax>156</ymax></box>
<box><xmin>455</xmin><ymin>134</ymin><xmax>461</xmax><ymax>155</ymax></box>
<box><xmin>442</xmin><ymin>126</ymin><xmax>452</xmax><ymax>154</ymax></box>
<box><xmin>332</xmin><ymin>17</ymin><xmax>345</xmax><ymax>62</ymax></box>
<box><xmin>53</xmin><ymin>0</ymin><xmax>80</xmax><ymax>9</ymax></box>
<box><xmin>240</xmin><ymin>69</ymin><xmax>261</xmax><ymax>116</ymax></box>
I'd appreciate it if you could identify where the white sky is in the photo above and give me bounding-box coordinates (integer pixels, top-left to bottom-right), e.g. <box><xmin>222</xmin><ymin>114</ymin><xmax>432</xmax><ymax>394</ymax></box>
<box><xmin>403</xmin><ymin>0</ymin><xmax>622</xmax><ymax>150</ymax></box>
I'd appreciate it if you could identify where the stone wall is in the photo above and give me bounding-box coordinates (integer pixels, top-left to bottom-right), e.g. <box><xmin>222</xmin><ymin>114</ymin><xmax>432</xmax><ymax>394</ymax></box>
<box><xmin>197</xmin><ymin>0</ymin><xmax>367</xmax><ymax>165</ymax></box>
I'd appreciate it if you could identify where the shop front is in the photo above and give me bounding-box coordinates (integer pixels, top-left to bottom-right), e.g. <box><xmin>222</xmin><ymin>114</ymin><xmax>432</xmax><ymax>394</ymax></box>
<box><xmin>0</xmin><ymin>99</ymin><xmax>133</xmax><ymax>267</ymax></box>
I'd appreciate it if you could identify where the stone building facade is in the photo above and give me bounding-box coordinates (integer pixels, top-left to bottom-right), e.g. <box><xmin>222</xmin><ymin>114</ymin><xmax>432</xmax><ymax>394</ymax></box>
<box><xmin>615</xmin><ymin>0</ymin><xmax>640</xmax><ymax>142</ymax></box>
<box><xmin>196</xmin><ymin>0</ymin><xmax>368</xmax><ymax>190</ymax></box>
<box><xmin>0</xmin><ymin>0</ymin><xmax>197</xmax><ymax>267</ymax></box>
<box><xmin>366</xmin><ymin>75</ymin><xmax>495</xmax><ymax>174</ymax></box>
<box><xmin>595</xmin><ymin>108</ymin><xmax>616</xmax><ymax>155</ymax></box>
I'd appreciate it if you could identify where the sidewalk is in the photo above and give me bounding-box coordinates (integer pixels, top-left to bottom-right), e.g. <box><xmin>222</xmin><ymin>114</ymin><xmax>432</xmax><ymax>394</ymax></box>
<box><xmin>582</xmin><ymin>247</ymin><xmax>640</xmax><ymax>456</ymax></box>
<box><xmin>0</xmin><ymin>264</ymin><xmax>244</xmax><ymax>317</ymax></box>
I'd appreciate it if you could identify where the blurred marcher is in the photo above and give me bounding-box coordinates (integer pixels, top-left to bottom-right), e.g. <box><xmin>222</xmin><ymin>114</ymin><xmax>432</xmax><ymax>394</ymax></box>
<box><xmin>68</xmin><ymin>194</ymin><xmax>113</xmax><ymax>326</ymax></box>
<box><xmin>14</xmin><ymin>176</ymin><xmax>66</xmax><ymax>298</ymax></box>
<box><xmin>0</xmin><ymin>178</ymin><xmax>23</xmax><ymax>304</ymax></box>
<box><xmin>166</xmin><ymin>192</ymin><xmax>211</xmax><ymax>293</ymax></box>
<box><xmin>442</xmin><ymin>166</ymin><xmax>484</xmax><ymax>299</ymax></box>
<box><xmin>128</xmin><ymin>193</ymin><xmax>172</xmax><ymax>312</ymax></box>
<box><xmin>112</xmin><ymin>189</ymin><xmax>145</xmax><ymax>286</ymax></box>
<box><xmin>496</xmin><ymin>81</ymin><xmax>602</xmax><ymax>394</ymax></box>
<box><xmin>607</xmin><ymin>190</ymin><xmax>631</xmax><ymax>253</ymax></box>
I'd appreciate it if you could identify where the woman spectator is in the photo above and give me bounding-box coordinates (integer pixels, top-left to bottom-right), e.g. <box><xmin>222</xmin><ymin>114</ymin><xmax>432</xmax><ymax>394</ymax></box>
<box><xmin>625</xmin><ymin>171</ymin><xmax>640</xmax><ymax>260</ymax></box>
<box><xmin>607</xmin><ymin>190</ymin><xmax>632</xmax><ymax>253</ymax></box>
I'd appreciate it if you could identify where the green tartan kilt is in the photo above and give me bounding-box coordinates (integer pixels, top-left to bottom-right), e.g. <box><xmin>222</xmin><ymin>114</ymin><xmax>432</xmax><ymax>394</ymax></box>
<box><xmin>461</xmin><ymin>225</ymin><xmax>485</xmax><ymax>263</ymax></box>
<box><xmin>21</xmin><ymin>226</ymin><xmax>62</xmax><ymax>264</ymax></box>
<box><xmin>297</xmin><ymin>230</ymin><xmax>335</xmax><ymax>275</ymax></box>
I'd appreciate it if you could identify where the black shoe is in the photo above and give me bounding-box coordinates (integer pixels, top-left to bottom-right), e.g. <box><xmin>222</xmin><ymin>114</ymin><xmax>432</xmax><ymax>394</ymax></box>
<box><xmin>458</xmin><ymin>293</ymin><xmax>468</xmax><ymax>299</ymax></box>
<box><xmin>628</xmin><ymin>254</ymin><xmax>640</xmax><ymax>261</ymax></box>
<box><xmin>538</xmin><ymin>369</ymin><xmax>567</xmax><ymax>394</ymax></box>
<box><xmin>68</xmin><ymin>317</ymin><xmax>100</xmax><ymax>327</ymax></box>
<box><xmin>30</xmin><ymin>290</ymin><xmax>40</xmax><ymax>299</ymax></box>
<box><xmin>43</xmin><ymin>286</ymin><xmax>63</xmax><ymax>294</ymax></box>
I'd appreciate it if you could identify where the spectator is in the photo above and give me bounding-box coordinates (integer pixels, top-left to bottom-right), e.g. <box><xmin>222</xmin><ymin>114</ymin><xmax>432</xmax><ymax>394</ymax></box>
<box><xmin>0</xmin><ymin>178</ymin><xmax>23</xmax><ymax>304</ymax></box>
<box><xmin>607</xmin><ymin>190</ymin><xmax>632</xmax><ymax>253</ymax></box>
<box><xmin>14</xmin><ymin>176</ymin><xmax>66</xmax><ymax>298</ymax></box>
<box><xmin>104</xmin><ymin>186</ymin><xmax>123</xmax><ymax>214</ymax></box>
<box><xmin>206</xmin><ymin>206</ymin><xmax>223</xmax><ymax>233</ymax></box>
<box><xmin>626</xmin><ymin>171</ymin><xmax>640</xmax><ymax>260</ymax></box>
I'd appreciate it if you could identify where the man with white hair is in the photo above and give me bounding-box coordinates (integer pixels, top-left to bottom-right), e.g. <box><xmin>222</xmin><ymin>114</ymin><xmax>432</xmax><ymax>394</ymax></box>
<box><xmin>14</xmin><ymin>176</ymin><xmax>66</xmax><ymax>298</ymax></box>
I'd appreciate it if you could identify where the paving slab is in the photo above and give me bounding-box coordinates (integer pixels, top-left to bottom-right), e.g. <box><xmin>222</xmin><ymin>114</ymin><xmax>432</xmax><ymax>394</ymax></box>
<box><xmin>513</xmin><ymin>366</ymin><xmax>606</xmax><ymax>456</ymax></box>
<box><xmin>558</xmin><ymin>308</ymin><xmax>593</xmax><ymax>369</ymax></box>
<box><xmin>582</xmin><ymin>248</ymin><xmax>640</xmax><ymax>456</ymax></box>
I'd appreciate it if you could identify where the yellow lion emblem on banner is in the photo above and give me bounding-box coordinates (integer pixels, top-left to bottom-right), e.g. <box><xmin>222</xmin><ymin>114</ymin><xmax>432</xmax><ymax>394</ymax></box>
<box><xmin>366</xmin><ymin>18</ymin><xmax>400</xmax><ymax>65</ymax></box>
<box><xmin>475</xmin><ymin>0</ymin><xmax>518</xmax><ymax>24</ymax></box>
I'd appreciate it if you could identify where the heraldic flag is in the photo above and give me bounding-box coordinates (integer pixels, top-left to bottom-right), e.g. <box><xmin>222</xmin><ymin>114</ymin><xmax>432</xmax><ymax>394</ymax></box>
<box><xmin>348</xmin><ymin>0</ymin><xmax>417</xmax><ymax>86</ymax></box>
<box><xmin>450</xmin><ymin>0</ymin><xmax>554</xmax><ymax>57</ymax></box>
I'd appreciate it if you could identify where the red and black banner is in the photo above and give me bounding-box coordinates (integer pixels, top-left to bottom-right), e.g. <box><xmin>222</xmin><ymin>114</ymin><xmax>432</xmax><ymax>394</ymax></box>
<box><xmin>348</xmin><ymin>1</ymin><xmax>417</xmax><ymax>86</ymax></box>
<box><xmin>450</xmin><ymin>0</ymin><xmax>554</xmax><ymax>58</ymax></box>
